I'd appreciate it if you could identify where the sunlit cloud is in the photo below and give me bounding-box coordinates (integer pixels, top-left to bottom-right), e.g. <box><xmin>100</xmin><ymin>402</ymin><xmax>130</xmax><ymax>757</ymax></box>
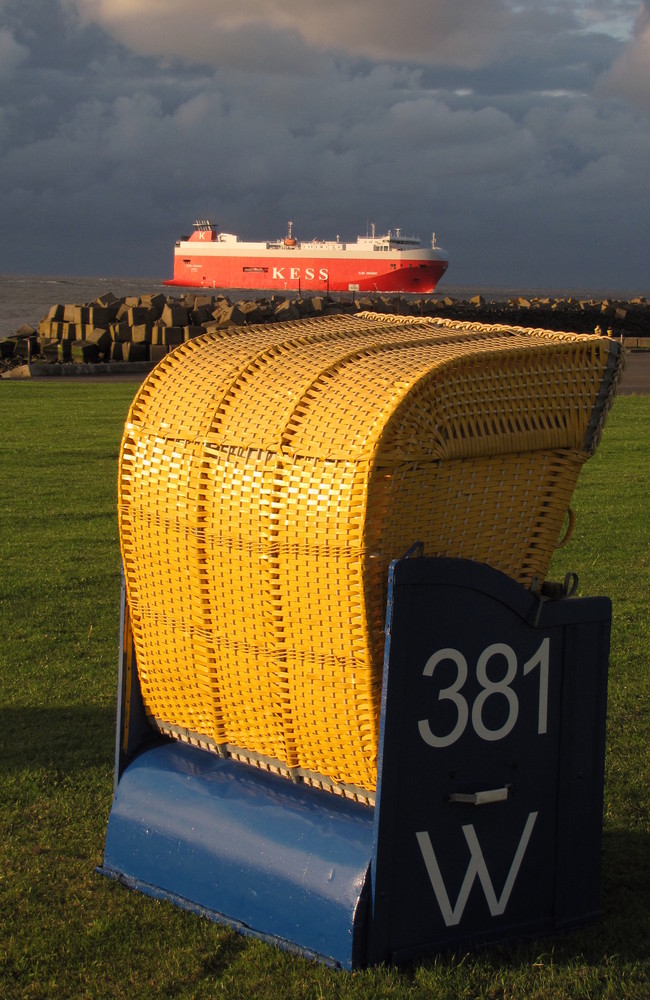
<box><xmin>64</xmin><ymin>0</ymin><xmax>513</xmax><ymax>69</ymax></box>
<box><xmin>597</xmin><ymin>2</ymin><xmax>650</xmax><ymax>107</ymax></box>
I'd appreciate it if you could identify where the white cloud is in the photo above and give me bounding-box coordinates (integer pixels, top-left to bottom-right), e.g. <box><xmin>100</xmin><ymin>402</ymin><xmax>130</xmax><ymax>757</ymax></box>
<box><xmin>574</xmin><ymin>2</ymin><xmax>639</xmax><ymax>41</ymax></box>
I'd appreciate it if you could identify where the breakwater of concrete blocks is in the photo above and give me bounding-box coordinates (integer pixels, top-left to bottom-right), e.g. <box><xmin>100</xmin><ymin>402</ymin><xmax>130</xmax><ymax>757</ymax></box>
<box><xmin>1</xmin><ymin>289</ymin><xmax>648</xmax><ymax>375</ymax></box>
<box><xmin>1</xmin><ymin>291</ymin><xmax>343</xmax><ymax>372</ymax></box>
<box><xmin>420</xmin><ymin>293</ymin><xmax>649</xmax><ymax>343</ymax></box>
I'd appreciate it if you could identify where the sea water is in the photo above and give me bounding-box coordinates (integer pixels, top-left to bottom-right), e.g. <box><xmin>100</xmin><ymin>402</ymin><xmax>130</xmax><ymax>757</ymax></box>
<box><xmin>0</xmin><ymin>274</ymin><xmax>171</xmax><ymax>340</ymax></box>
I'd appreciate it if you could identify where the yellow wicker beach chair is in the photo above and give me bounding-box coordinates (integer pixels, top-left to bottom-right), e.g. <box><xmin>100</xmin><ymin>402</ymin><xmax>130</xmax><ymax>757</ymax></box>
<box><xmin>117</xmin><ymin>313</ymin><xmax>622</xmax><ymax>796</ymax></box>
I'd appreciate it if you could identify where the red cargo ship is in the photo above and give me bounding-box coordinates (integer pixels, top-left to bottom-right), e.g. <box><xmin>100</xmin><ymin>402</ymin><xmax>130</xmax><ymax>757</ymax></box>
<box><xmin>164</xmin><ymin>220</ymin><xmax>449</xmax><ymax>293</ymax></box>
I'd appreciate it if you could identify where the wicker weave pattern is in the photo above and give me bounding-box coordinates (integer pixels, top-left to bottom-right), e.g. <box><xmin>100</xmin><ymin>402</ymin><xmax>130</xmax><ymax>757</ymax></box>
<box><xmin>118</xmin><ymin>314</ymin><xmax>622</xmax><ymax>792</ymax></box>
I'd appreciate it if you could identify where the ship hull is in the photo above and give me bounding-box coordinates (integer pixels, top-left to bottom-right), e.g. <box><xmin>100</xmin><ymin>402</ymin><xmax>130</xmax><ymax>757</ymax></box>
<box><xmin>164</xmin><ymin>246</ymin><xmax>448</xmax><ymax>294</ymax></box>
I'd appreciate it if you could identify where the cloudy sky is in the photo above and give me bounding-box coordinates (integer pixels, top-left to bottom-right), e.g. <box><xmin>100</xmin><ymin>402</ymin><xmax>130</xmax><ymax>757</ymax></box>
<box><xmin>1</xmin><ymin>0</ymin><xmax>649</xmax><ymax>290</ymax></box>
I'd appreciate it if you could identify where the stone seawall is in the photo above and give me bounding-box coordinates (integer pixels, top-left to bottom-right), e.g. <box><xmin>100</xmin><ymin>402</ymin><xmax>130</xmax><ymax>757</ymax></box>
<box><xmin>2</xmin><ymin>288</ymin><xmax>648</xmax><ymax>377</ymax></box>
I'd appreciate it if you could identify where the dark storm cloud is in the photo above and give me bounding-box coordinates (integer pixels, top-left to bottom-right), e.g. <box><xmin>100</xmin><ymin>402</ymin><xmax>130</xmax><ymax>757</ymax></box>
<box><xmin>0</xmin><ymin>25</ymin><xmax>28</xmax><ymax>79</ymax></box>
<box><xmin>0</xmin><ymin>0</ymin><xmax>648</xmax><ymax>289</ymax></box>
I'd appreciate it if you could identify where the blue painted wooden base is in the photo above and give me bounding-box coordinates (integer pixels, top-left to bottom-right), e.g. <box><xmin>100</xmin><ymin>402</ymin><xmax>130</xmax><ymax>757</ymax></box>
<box><xmin>100</xmin><ymin>741</ymin><xmax>374</xmax><ymax>968</ymax></box>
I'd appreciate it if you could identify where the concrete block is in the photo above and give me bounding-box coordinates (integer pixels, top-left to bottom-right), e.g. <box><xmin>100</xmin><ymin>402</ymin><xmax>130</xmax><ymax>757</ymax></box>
<box><xmin>122</xmin><ymin>341</ymin><xmax>149</xmax><ymax>362</ymax></box>
<box><xmin>131</xmin><ymin>324</ymin><xmax>153</xmax><ymax>343</ymax></box>
<box><xmin>84</xmin><ymin>328</ymin><xmax>112</xmax><ymax>352</ymax></box>
<box><xmin>63</xmin><ymin>304</ymin><xmax>81</xmax><ymax>323</ymax></box>
<box><xmin>239</xmin><ymin>300</ymin><xmax>265</xmax><ymax>323</ymax></box>
<box><xmin>150</xmin><ymin>344</ymin><xmax>171</xmax><ymax>363</ymax></box>
<box><xmin>272</xmin><ymin>299</ymin><xmax>300</xmax><ymax>321</ymax></box>
<box><xmin>213</xmin><ymin>304</ymin><xmax>246</xmax><ymax>327</ymax></box>
<box><xmin>162</xmin><ymin>326</ymin><xmax>184</xmax><ymax>345</ymax></box>
<box><xmin>126</xmin><ymin>306</ymin><xmax>151</xmax><ymax>326</ymax></box>
<box><xmin>15</xmin><ymin>324</ymin><xmax>37</xmax><ymax>338</ymax></box>
<box><xmin>94</xmin><ymin>294</ymin><xmax>122</xmax><ymax>320</ymax></box>
<box><xmin>38</xmin><ymin>319</ymin><xmax>55</xmax><ymax>337</ymax></box>
<box><xmin>88</xmin><ymin>306</ymin><xmax>110</xmax><ymax>328</ymax></box>
<box><xmin>94</xmin><ymin>291</ymin><xmax>119</xmax><ymax>308</ymax></box>
<box><xmin>161</xmin><ymin>303</ymin><xmax>190</xmax><ymax>327</ymax></box>
<box><xmin>151</xmin><ymin>326</ymin><xmax>183</xmax><ymax>345</ymax></box>
<box><xmin>71</xmin><ymin>342</ymin><xmax>101</xmax><ymax>363</ymax></box>
<box><xmin>190</xmin><ymin>304</ymin><xmax>215</xmax><ymax>325</ymax></box>
<box><xmin>42</xmin><ymin>341</ymin><xmax>60</xmax><ymax>362</ymax></box>
<box><xmin>110</xmin><ymin>322</ymin><xmax>131</xmax><ymax>343</ymax></box>
<box><xmin>140</xmin><ymin>292</ymin><xmax>166</xmax><ymax>316</ymax></box>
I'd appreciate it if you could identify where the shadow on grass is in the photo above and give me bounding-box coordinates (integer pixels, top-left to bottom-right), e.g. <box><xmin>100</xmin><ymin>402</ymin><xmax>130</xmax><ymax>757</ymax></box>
<box><xmin>597</xmin><ymin>827</ymin><xmax>650</xmax><ymax>959</ymax></box>
<box><xmin>0</xmin><ymin>704</ymin><xmax>115</xmax><ymax>773</ymax></box>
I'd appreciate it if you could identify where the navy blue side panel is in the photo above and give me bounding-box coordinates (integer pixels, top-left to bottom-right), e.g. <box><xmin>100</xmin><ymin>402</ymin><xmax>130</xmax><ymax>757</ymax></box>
<box><xmin>554</xmin><ymin>616</ymin><xmax>611</xmax><ymax>927</ymax></box>
<box><xmin>371</xmin><ymin>557</ymin><xmax>610</xmax><ymax>965</ymax></box>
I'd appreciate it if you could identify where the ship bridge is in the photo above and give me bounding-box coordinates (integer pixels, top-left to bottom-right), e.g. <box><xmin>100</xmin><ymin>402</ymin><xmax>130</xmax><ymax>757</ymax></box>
<box><xmin>356</xmin><ymin>226</ymin><xmax>423</xmax><ymax>252</ymax></box>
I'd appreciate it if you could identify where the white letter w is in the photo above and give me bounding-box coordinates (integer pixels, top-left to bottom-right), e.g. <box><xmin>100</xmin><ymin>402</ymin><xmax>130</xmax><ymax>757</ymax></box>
<box><xmin>416</xmin><ymin>811</ymin><xmax>538</xmax><ymax>927</ymax></box>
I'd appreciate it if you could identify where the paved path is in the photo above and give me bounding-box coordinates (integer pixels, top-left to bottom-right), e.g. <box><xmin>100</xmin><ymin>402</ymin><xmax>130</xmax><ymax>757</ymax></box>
<box><xmin>618</xmin><ymin>351</ymin><xmax>650</xmax><ymax>395</ymax></box>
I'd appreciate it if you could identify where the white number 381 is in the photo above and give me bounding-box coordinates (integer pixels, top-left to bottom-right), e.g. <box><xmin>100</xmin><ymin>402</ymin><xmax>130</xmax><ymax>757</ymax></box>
<box><xmin>418</xmin><ymin>638</ymin><xmax>550</xmax><ymax>748</ymax></box>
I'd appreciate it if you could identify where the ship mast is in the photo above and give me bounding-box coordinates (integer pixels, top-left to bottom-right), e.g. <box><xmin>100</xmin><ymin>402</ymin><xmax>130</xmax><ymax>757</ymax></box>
<box><xmin>284</xmin><ymin>220</ymin><xmax>297</xmax><ymax>247</ymax></box>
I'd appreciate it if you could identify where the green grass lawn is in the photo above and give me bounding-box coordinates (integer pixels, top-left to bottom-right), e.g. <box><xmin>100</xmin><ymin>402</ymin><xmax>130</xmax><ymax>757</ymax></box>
<box><xmin>1</xmin><ymin>382</ymin><xmax>648</xmax><ymax>999</ymax></box>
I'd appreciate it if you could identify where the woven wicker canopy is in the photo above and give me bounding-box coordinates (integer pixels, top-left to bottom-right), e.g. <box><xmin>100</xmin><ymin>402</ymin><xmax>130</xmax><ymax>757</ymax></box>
<box><xmin>118</xmin><ymin>313</ymin><xmax>622</xmax><ymax>795</ymax></box>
